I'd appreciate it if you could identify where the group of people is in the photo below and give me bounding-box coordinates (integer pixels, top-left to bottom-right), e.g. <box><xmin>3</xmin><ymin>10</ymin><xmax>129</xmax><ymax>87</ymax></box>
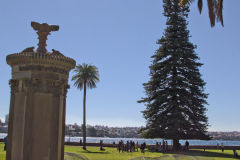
<box><xmin>155</xmin><ymin>140</ymin><xmax>169</xmax><ymax>152</ymax></box>
<box><xmin>154</xmin><ymin>140</ymin><xmax>191</xmax><ymax>151</ymax></box>
<box><xmin>117</xmin><ymin>140</ymin><xmax>146</xmax><ymax>153</ymax></box>
<box><xmin>217</xmin><ymin>143</ymin><xmax>225</xmax><ymax>152</ymax></box>
<box><xmin>217</xmin><ymin>143</ymin><xmax>238</xmax><ymax>158</ymax></box>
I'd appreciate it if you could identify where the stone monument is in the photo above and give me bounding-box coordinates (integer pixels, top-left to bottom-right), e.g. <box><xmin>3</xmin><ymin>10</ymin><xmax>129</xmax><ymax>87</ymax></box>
<box><xmin>6</xmin><ymin>22</ymin><xmax>76</xmax><ymax>160</ymax></box>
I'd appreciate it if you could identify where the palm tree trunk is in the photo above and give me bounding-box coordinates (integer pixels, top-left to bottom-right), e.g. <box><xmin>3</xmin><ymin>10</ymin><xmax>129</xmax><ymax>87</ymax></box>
<box><xmin>83</xmin><ymin>82</ymin><xmax>87</xmax><ymax>150</ymax></box>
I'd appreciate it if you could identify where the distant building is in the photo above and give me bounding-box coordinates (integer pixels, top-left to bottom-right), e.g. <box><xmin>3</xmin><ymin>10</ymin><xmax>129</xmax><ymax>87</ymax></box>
<box><xmin>5</xmin><ymin>114</ymin><xmax>9</xmax><ymax>124</ymax></box>
<box><xmin>120</xmin><ymin>129</ymin><xmax>125</xmax><ymax>137</ymax></box>
<box><xmin>0</xmin><ymin>118</ymin><xmax>2</xmax><ymax>126</ymax></box>
<box><xmin>0</xmin><ymin>117</ymin><xmax>8</xmax><ymax>133</ymax></box>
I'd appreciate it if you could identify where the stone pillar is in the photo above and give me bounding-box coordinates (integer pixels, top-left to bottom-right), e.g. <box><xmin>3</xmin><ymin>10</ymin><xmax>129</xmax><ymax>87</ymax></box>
<box><xmin>6</xmin><ymin>22</ymin><xmax>76</xmax><ymax>160</ymax></box>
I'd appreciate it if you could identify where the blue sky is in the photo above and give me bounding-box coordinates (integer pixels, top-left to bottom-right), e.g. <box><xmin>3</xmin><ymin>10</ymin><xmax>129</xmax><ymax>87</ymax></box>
<box><xmin>0</xmin><ymin>0</ymin><xmax>239</xmax><ymax>131</ymax></box>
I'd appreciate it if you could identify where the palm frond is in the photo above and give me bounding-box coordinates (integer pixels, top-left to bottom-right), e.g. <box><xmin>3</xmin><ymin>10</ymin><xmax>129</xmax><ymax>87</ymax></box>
<box><xmin>216</xmin><ymin>0</ymin><xmax>224</xmax><ymax>26</ymax></box>
<box><xmin>72</xmin><ymin>63</ymin><xmax>100</xmax><ymax>90</ymax></box>
<box><xmin>179</xmin><ymin>0</ymin><xmax>224</xmax><ymax>27</ymax></box>
<box><xmin>207</xmin><ymin>0</ymin><xmax>216</xmax><ymax>27</ymax></box>
<box><xmin>198</xmin><ymin>0</ymin><xmax>203</xmax><ymax>14</ymax></box>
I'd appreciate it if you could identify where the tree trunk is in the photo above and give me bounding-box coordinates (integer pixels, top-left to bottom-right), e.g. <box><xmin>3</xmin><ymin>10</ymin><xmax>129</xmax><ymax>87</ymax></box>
<box><xmin>173</xmin><ymin>139</ymin><xmax>180</xmax><ymax>151</ymax></box>
<box><xmin>83</xmin><ymin>82</ymin><xmax>87</xmax><ymax>150</ymax></box>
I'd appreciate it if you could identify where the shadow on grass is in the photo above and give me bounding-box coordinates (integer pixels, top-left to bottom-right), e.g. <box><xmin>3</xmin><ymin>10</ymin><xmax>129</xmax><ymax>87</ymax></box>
<box><xmin>65</xmin><ymin>152</ymin><xmax>88</xmax><ymax>160</ymax></box>
<box><xmin>77</xmin><ymin>149</ymin><xmax>110</xmax><ymax>154</ymax></box>
<box><xmin>161</xmin><ymin>150</ymin><xmax>240</xmax><ymax>159</ymax></box>
<box><xmin>129</xmin><ymin>155</ymin><xmax>173</xmax><ymax>160</ymax></box>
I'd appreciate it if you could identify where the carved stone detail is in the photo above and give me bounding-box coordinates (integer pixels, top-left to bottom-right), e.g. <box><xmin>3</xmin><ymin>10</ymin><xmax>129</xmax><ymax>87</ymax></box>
<box><xmin>19</xmin><ymin>65</ymin><xmax>68</xmax><ymax>75</ymax></box>
<box><xmin>22</xmin><ymin>47</ymin><xmax>35</xmax><ymax>53</ymax></box>
<box><xmin>31</xmin><ymin>22</ymin><xmax>59</xmax><ymax>54</ymax></box>
<box><xmin>52</xmin><ymin>49</ymin><xmax>64</xmax><ymax>57</ymax></box>
<box><xmin>9</xmin><ymin>79</ymin><xmax>18</xmax><ymax>94</ymax></box>
<box><xmin>6</xmin><ymin>52</ymin><xmax>76</xmax><ymax>71</ymax></box>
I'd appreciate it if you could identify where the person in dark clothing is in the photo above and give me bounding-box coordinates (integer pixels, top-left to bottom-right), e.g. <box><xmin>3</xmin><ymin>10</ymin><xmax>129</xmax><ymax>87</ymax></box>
<box><xmin>221</xmin><ymin>143</ymin><xmax>224</xmax><ymax>152</ymax></box>
<box><xmin>162</xmin><ymin>140</ymin><xmax>165</xmax><ymax>152</ymax></box>
<box><xmin>117</xmin><ymin>142</ymin><xmax>121</xmax><ymax>153</ymax></box>
<box><xmin>4</xmin><ymin>136</ymin><xmax>7</xmax><ymax>151</ymax></box>
<box><xmin>79</xmin><ymin>139</ymin><xmax>82</xmax><ymax>146</ymax></box>
<box><xmin>177</xmin><ymin>142</ymin><xmax>182</xmax><ymax>151</ymax></box>
<box><xmin>165</xmin><ymin>141</ymin><xmax>168</xmax><ymax>151</ymax></box>
<box><xmin>121</xmin><ymin>140</ymin><xmax>124</xmax><ymax>152</ymax></box>
<box><xmin>140</xmin><ymin>144</ymin><xmax>143</xmax><ymax>153</ymax></box>
<box><xmin>129</xmin><ymin>141</ymin><xmax>132</xmax><ymax>152</ymax></box>
<box><xmin>141</xmin><ymin>142</ymin><xmax>146</xmax><ymax>153</ymax></box>
<box><xmin>100</xmin><ymin>140</ymin><xmax>104</xmax><ymax>150</ymax></box>
<box><xmin>233</xmin><ymin>148</ymin><xmax>239</xmax><ymax>158</ymax></box>
<box><xmin>118</xmin><ymin>140</ymin><xmax>124</xmax><ymax>153</ymax></box>
<box><xmin>155</xmin><ymin>142</ymin><xmax>159</xmax><ymax>152</ymax></box>
<box><xmin>126</xmin><ymin>141</ymin><xmax>130</xmax><ymax>152</ymax></box>
<box><xmin>132</xmin><ymin>141</ymin><xmax>135</xmax><ymax>152</ymax></box>
<box><xmin>136</xmin><ymin>142</ymin><xmax>139</xmax><ymax>152</ymax></box>
<box><xmin>185</xmin><ymin>141</ymin><xmax>189</xmax><ymax>150</ymax></box>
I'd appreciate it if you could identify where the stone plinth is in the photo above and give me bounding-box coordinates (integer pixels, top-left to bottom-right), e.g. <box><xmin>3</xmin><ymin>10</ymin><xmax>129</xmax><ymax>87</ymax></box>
<box><xmin>6</xmin><ymin>22</ymin><xmax>76</xmax><ymax>160</ymax></box>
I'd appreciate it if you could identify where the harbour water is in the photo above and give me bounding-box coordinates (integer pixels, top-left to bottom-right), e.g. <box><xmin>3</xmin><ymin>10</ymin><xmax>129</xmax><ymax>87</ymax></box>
<box><xmin>1</xmin><ymin>133</ymin><xmax>240</xmax><ymax>146</ymax></box>
<box><xmin>64</xmin><ymin>136</ymin><xmax>240</xmax><ymax>146</ymax></box>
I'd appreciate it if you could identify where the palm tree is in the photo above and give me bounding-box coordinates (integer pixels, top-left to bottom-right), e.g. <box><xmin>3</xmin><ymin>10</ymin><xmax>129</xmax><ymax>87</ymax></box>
<box><xmin>72</xmin><ymin>63</ymin><xmax>99</xmax><ymax>150</ymax></box>
<box><xmin>180</xmin><ymin>0</ymin><xmax>223</xmax><ymax>27</ymax></box>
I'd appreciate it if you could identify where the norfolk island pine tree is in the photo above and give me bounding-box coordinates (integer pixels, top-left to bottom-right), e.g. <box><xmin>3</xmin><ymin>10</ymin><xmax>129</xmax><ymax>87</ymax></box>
<box><xmin>138</xmin><ymin>0</ymin><xmax>210</xmax><ymax>150</ymax></box>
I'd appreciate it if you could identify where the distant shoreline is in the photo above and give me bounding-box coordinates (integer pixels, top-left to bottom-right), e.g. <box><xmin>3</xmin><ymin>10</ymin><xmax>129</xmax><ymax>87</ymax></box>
<box><xmin>2</xmin><ymin>134</ymin><xmax>240</xmax><ymax>146</ymax></box>
<box><xmin>2</xmin><ymin>132</ymin><xmax>240</xmax><ymax>142</ymax></box>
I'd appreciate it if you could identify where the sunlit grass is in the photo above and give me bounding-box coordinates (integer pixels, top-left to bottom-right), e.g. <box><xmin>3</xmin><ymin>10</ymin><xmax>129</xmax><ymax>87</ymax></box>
<box><xmin>0</xmin><ymin>143</ymin><xmax>6</xmax><ymax>160</ymax></box>
<box><xmin>0</xmin><ymin>142</ymin><xmax>239</xmax><ymax>160</ymax></box>
<box><xmin>64</xmin><ymin>145</ymin><xmax>239</xmax><ymax>160</ymax></box>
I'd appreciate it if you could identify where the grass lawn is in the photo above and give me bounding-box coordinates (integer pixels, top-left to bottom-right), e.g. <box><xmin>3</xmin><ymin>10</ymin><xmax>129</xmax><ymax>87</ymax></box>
<box><xmin>0</xmin><ymin>143</ymin><xmax>6</xmax><ymax>160</ymax></box>
<box><xmin>1</xmin><ymin>142</ymin><xmax>239</xmax><ymax>160</ymax></box>
<box><xmin>64</xmin><ymin>146</ymin><xmax>240</xmax><ymax>160</ymax></box>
